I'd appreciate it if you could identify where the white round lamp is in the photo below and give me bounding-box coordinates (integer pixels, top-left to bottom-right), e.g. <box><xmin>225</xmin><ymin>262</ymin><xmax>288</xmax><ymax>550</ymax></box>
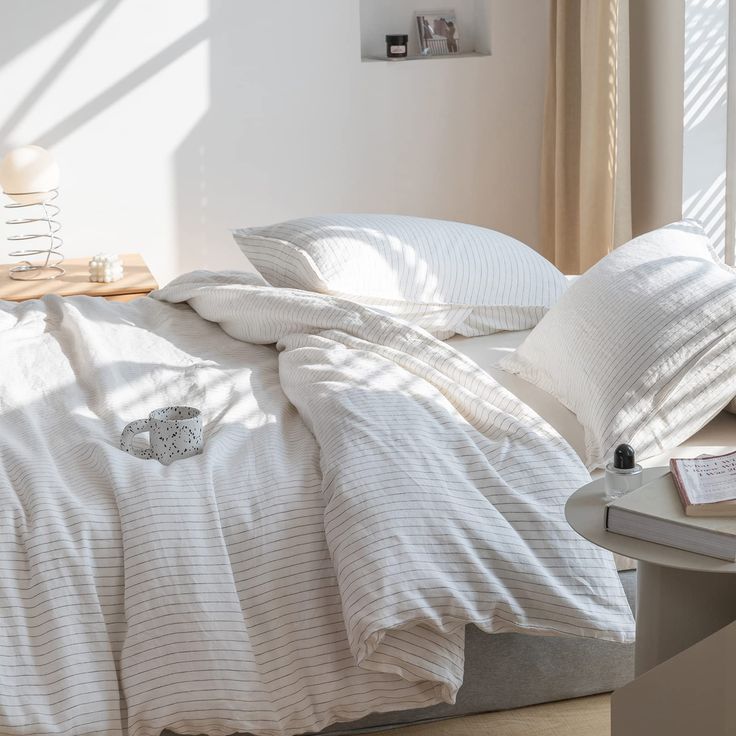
<box><xmin>0</xmin><ymin>145</ymin><xmax>60</xmax><ymax>204</ymax></box>
<box><xmin>0</xmin><ymin>145</ymin><xmax>64</xmax><ymax>280</ymax></box>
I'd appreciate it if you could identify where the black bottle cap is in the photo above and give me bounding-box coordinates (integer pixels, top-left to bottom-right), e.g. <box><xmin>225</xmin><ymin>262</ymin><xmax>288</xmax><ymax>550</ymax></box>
<box><xmin>613</xmin><ymin>444</ymin><xmax>636</xmax><ymax>470</ymax></box>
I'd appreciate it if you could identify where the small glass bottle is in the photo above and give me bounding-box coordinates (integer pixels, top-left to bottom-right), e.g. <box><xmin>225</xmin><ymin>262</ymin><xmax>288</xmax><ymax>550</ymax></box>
<box><xmin>386</xmin><ymin>34</ymin><xmax>409</xmax><ymax>59</ymax></box>
<box><xmin>604</xmin><ymin>444</ymin><xmax>643</xmax><ymax>501</ymax></box>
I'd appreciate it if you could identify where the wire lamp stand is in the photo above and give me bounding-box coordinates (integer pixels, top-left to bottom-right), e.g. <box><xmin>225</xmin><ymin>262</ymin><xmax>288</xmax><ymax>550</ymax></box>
<box><xmin>5</xmin><ymin>188</ymin><xmax>64</xmax><ymax>280</ymax></box>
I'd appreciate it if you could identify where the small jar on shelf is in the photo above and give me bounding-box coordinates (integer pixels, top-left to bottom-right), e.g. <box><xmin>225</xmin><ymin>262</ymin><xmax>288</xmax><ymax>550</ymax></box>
<box><xmin>385</xmin><ymin>34</ymin><xmax>408</xmax><ymax>59</ymax></box>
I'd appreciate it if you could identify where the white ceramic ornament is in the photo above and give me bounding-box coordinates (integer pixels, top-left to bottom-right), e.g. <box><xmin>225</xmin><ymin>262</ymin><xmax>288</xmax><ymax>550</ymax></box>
<box><xmin>89</xmin><ymin>253</ymin><xmax>124</xmax><ymax>283</ymax></box>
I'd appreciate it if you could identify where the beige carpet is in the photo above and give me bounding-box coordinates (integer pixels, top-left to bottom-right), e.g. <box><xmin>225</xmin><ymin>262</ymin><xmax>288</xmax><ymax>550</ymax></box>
<box><xmin>368</xmin><ymin>695</ymin><xmax>610</xmax><ymax>736</ymax></box>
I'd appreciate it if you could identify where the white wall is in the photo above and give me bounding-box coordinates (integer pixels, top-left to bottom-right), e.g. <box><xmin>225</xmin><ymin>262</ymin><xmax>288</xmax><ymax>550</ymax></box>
<box><xmin>0</xmin><ymin>0</ymin><xmax>549</xmax><ymax>285</ymax></box>
<box><xmin>682</xmin><ymin>0</ymin><xmax>730</xmax><ymax>259</ymax></box>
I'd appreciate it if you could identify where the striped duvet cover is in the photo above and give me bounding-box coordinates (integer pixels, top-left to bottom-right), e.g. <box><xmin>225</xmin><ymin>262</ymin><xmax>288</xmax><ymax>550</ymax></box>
<box><xmin>0</xmin><ymin>271</ymin><xmax>633</xmax><ymax>736</ymax></box>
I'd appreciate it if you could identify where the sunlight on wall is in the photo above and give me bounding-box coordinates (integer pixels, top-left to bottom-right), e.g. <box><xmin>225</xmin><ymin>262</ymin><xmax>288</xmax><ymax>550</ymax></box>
<box><xmin>0</xmin><ymin>0</ymin><xmax>209</xmax><ymax>282</ymax></box>
<box><xmin>0</xmin><ymin>1</ymin><xmax>551</xmax><ymax>285</ymax></box>
<box><xmin>682</xmin><ymin>0</ymin><xmax>729</xmax><ymax>259</ymax></box>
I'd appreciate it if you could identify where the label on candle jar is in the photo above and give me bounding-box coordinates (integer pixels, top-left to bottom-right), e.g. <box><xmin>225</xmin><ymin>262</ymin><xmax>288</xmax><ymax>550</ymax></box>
<box><xmin>390</xmin><ymin>45</ymin><xmax>406</xmax><ymax>54</ymax></box>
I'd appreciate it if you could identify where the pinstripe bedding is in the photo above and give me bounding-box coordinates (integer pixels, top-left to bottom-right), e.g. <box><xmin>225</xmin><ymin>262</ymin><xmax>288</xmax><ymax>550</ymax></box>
<box><xmin>500</xmin><ymin>221</ymin><xmax>736</xmax><ymax>469</ymax></box>
<box><xmin>233</xmin><ymin>214</ymin><xmax>568</xmax><ymax>339</ymax></box>
<box><xmin>0</xmin><ymin>271</ymin><xmax>633</xmax><ymax>736</ymax></box>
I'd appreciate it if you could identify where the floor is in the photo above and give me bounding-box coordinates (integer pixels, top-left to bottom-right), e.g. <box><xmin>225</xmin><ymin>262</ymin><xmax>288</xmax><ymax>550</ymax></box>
<box><xmin>368</xmin><ymin>695</ymin><xmax>610</xmax><ymax>736</ymax></box>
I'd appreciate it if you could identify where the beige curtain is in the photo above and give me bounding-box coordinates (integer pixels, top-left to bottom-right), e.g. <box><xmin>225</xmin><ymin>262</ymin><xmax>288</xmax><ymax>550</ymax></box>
<box><xmin>541</xmin><ymin>0</ymin><xmax>632</xmax><ymax>274</ymax></box>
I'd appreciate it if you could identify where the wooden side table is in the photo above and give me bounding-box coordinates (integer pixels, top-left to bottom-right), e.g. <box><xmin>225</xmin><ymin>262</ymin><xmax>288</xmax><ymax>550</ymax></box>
<box><xmin>0</xmin><ymin>254</ymin><xmax>158</xmax><ymax>302</ymax></box>
<box><xmin>565</xmin><ymin>465</ymin><xmax>736</xmax><ymax>676</ymax></box>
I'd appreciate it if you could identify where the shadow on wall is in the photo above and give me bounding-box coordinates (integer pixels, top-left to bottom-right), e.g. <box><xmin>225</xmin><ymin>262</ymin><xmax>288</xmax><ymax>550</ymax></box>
<box><xmin>0</xmin><ymin>0</ymin><xmax>96</xmax><ymax>68</ymax></box>
<box><xmin>682</xmin><ymin>0</ymin><xmax>729</xmax><ymax>260</ymax></box>
<box><xmin>0</xmin><ymin>0</ymin><xmax>212</xmax><ymax>280</ymax></box>
<box><xmin>0</xmin><ymin>1</ymin><xmax>532</xmax><ymax>280</ymax></box>
<box><xmin>0</xmin><ymin>1</ymin><xmax>209</xmax><ymax>155</ymax></box>
<box><xmin>0</xmin><ymin>0</ymin><xmax>122</xmax><ymax>145</ymax></box>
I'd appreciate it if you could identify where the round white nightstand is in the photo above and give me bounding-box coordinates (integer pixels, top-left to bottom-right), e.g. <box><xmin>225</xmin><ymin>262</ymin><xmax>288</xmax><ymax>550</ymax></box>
<box><xmin>566</xmin><ymin>467</ymin><xmax>736</xmax><ymax>676</ymax></box>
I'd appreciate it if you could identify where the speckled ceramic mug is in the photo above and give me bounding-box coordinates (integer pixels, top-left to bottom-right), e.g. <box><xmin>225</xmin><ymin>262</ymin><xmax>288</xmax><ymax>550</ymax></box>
<box><xmin>120</xmin><ymin>406</ymin><xmax>203</xmax><ymax>465</ymax></box>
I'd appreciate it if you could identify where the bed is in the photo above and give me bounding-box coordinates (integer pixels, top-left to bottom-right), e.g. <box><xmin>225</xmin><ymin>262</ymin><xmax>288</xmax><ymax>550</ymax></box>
<box><xmin>2</xmin><ymin>216</ymin><xmax>735</xmax><ymax>736</ymax></box>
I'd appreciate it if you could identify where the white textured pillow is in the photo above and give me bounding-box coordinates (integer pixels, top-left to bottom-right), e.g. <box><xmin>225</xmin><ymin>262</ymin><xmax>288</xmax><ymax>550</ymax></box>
<box><xmin>233</xmin><ymin>214</ymin><xmax>567</xmax><ymax>339</ymax></box>
<box><xmin>499</xmin><ymin>221</ymin><xmax>736</xmax><ymax>470</ymax></box>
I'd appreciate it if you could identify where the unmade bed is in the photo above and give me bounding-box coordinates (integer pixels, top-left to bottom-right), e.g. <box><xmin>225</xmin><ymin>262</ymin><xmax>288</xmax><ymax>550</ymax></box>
<box><xmin>0</xmin><ymin>274</ymin><xmax>640</xmax><ymax>736</ymax></box>
<box><xmin>1</xmin><ymin>269</ymin><xmax>734</xmax><ymax>736</ymax></box>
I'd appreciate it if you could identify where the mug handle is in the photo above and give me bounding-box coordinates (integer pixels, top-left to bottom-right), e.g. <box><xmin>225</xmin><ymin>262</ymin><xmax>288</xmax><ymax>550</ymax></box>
<box><xmin>120</xmin><ymin>418</ymin><xmax>154</xmax><ymax>459</ymax></box>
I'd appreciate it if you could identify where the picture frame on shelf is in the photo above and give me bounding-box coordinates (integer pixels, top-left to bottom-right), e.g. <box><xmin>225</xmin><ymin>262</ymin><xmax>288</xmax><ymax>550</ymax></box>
<box><xmin>415</xmin><ymin>9</ymin><xmax>459</xmax><ymax>56</ymax></box>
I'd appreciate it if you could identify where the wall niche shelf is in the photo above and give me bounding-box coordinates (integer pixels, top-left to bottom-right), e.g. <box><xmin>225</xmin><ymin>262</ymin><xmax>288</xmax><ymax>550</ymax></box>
<box><xmin>363</xmin><ymin>51</ymin><xmax>491</xmax><ymax>63</ymax></box>
<box><xmin>359</xmin><ymin>0</ymin><xmax>492</xmax><ymax>64</ymax></box>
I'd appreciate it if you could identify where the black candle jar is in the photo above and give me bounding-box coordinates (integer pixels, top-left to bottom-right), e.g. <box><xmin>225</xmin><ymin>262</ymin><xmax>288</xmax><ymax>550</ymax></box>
<box><xmin>386</xmin><ymin>34</ymin><xmax>409</xmax><ymax>59</ymax></box>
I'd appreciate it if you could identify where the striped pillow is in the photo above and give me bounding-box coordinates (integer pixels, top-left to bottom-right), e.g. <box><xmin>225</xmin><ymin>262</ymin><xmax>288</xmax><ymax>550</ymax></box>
<box><xmin>500</xmin><ymin>221</ymin><xmax>736</xmax><ymax>470</ymax></box>
<box><xmin>233</xmin><ymin>214</ymin><xmax>567</xmax><ymax>338</ymax></box>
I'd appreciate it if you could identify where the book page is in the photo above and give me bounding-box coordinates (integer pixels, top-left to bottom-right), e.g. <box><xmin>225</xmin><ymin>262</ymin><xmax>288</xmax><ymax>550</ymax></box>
<box><xmin>673</xmin><ymin>451</ymin><xmax>736</xmax><ymax>504</ymax></box>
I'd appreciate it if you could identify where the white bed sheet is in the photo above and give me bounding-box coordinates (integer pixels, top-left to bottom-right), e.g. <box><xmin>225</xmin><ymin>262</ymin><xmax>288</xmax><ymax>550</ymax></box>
<box><xmin>449</xmin><ymin>330</ymin><xmax>587</xmax><ymax>462</ymax></box>
<box><xmin>448</xmin><ymin>330</ymin><xmax>736</xmax><ymax>473</ymax></box>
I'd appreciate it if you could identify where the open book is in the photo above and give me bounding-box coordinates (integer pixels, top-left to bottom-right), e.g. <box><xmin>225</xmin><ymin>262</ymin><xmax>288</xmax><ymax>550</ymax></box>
<box><xmin>670</xmin><ymin>451</ymin><xmax>736</xmax><ymax>517</ymax></box>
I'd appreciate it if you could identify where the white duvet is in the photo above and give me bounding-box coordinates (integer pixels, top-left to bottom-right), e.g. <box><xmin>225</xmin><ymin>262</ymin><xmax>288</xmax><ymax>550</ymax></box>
<box><xmin>0</xmin><ymin>272</ymin><xmax>633</xmax><ymax>736</ymax></box>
